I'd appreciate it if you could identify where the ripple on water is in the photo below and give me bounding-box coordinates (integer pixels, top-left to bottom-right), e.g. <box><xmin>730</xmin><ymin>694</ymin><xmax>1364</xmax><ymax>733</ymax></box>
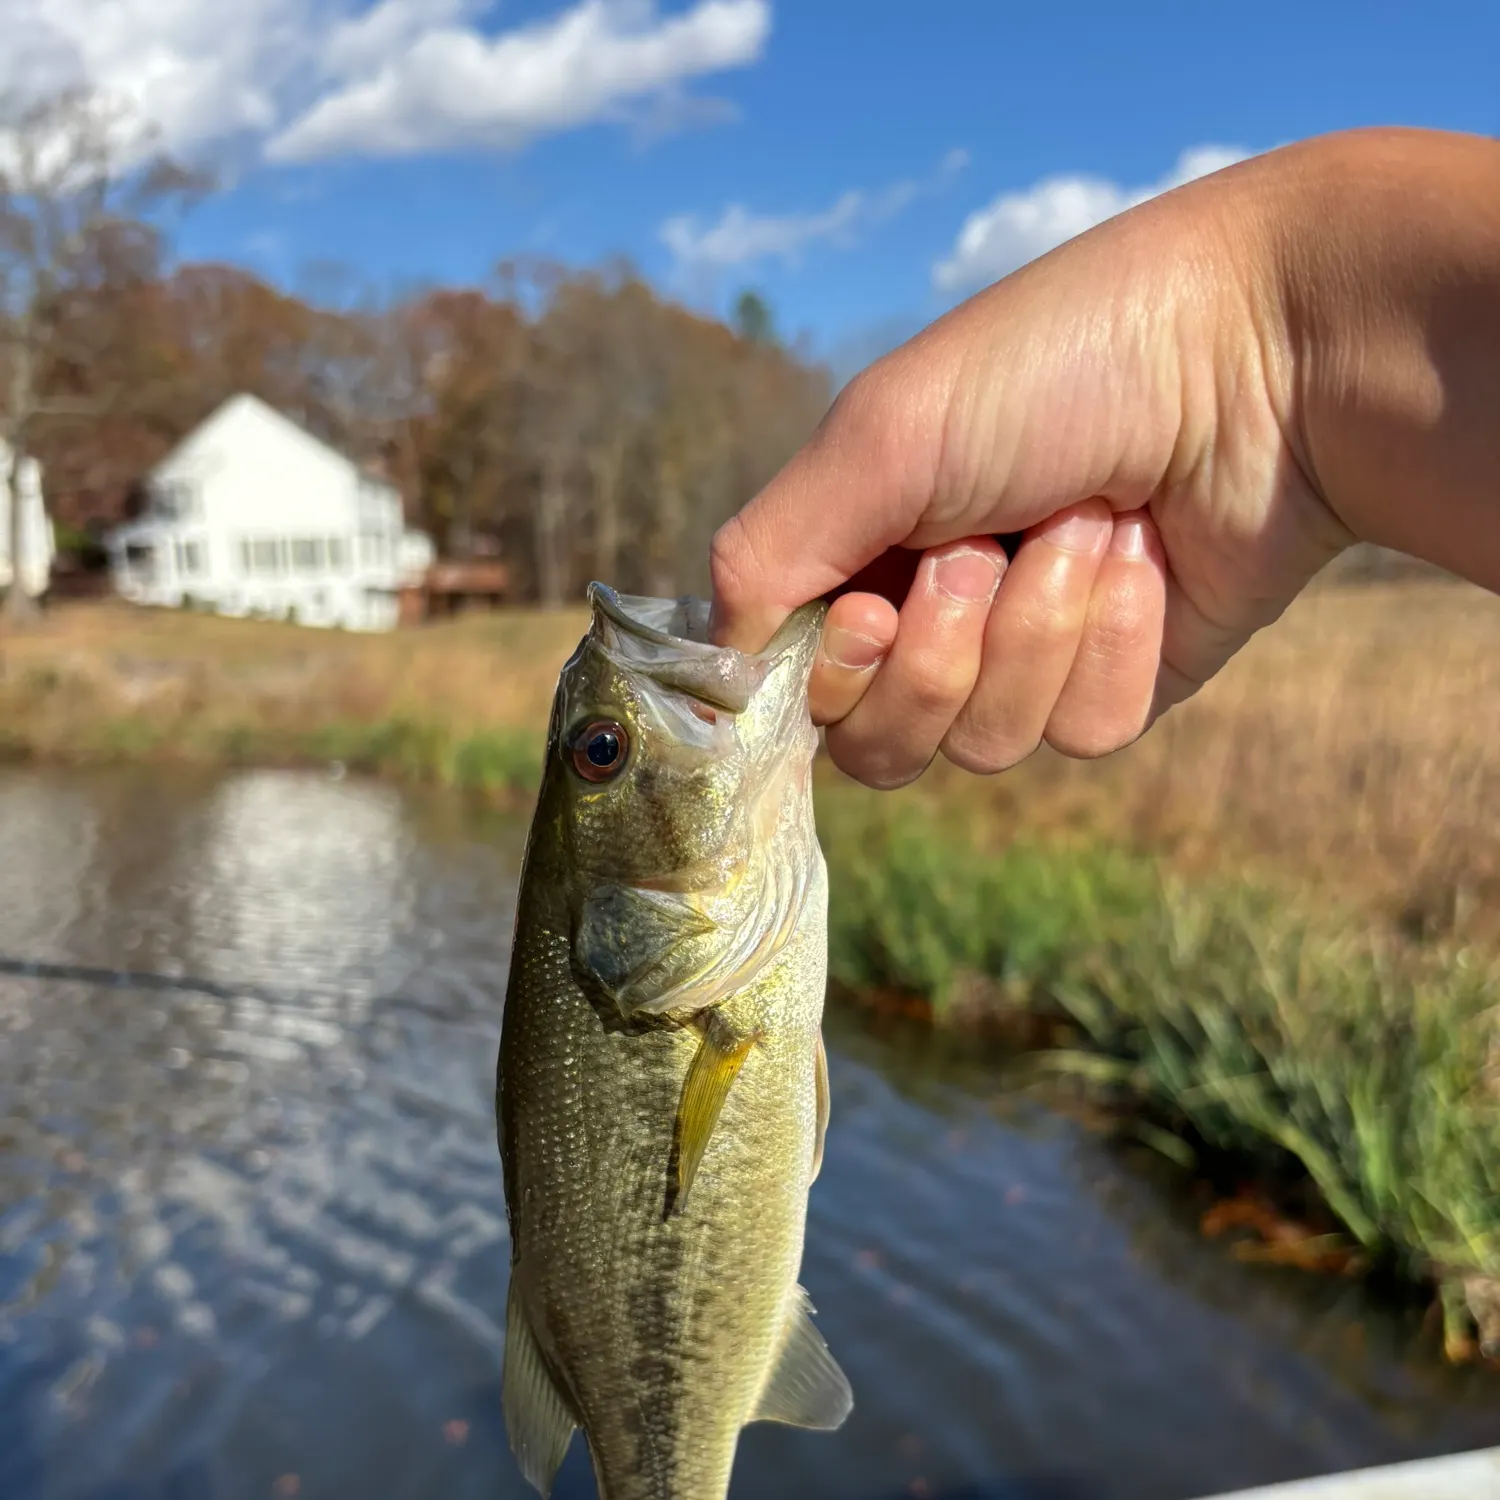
<box><xmin>0</xmin><ymin>767</ymin><xmax>1497</xmax><ymax>1500</ymax></box>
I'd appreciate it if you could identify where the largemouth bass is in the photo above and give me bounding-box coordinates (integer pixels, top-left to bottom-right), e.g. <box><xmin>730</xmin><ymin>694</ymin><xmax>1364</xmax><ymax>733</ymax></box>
<box><xmin>497</xmin><ymin>583</ymin><xmax>850</xmax><ymax>1500</ymax></box>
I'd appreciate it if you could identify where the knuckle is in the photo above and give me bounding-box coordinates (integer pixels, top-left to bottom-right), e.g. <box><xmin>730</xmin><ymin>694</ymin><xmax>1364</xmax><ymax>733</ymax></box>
<box><xmin>901</xmin><ymin>650</ymin><xmax>975</xmax><ymax>717</ymax></box>
<box><xmin>1044</xmin><ymin>711</ymin><xmax>1144</xmax><ymax>761</ymax></box>
<box><xmin>941</xmin><ymin>721</ymin><xmax>1039</xmax><ymax>777</ymax></box>
<box><xmin>828</xmin><ymin>364</ymin><xmax>916</xmax><ymax>484</ymax></box>
<box><xmin>826</xmin><ymin>729</ymin><xmax>927</xmax><ymax>791</ymax></box>
<box><xmin>708</xmin><ymin>513</ymin><xmax>753</xmax><ymax>607</ymax></box>
<box><xmin>831</xmin><ymin>366</ymin><xmax>893</xmax><ymax>440</ymax></box>
<box><xmin>1088</xmin><ymin>583</ymin><xmax>1158</xmax><ymax>662</ymax></box>
<box><xmin>1012</xmin><ymin>594</ymin><xmax>1089</xmax><ymax>652</ymax></box>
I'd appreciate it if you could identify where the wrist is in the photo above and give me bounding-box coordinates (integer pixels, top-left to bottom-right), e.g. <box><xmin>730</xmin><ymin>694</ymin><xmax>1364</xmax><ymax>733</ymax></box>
<box><xmin>1264</xmin><ymin>128</ymin><xmax>1500</xmax><ymax>583</ymax></box>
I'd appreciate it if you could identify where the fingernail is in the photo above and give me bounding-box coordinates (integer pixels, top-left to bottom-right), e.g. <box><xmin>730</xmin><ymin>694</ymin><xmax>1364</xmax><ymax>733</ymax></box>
<box><xmin>823</xmin><ymin>627</ymin><xmax>887</xmax><ymax>671</ymax></box>
<box><xmin>1050</xmin><ymin>510</ymin><xmax>1111</xmax><ymax>553</ymax></box>
<box><xmin>1109</xmin><ymin>515</ymin><xmax>1150</xmax><ymax>559</ymax></box>
<box><xmin>931</xmin><ymin>547</ymin><xmax>1001</xmax><ymax>604</ymax></box>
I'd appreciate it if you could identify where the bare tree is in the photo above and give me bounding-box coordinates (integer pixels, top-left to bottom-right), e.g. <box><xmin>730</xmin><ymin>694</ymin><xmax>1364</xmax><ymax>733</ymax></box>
<box><xmin>0</xmin><ymin>86</ymin><xmax>202</xmax><ymax>624</ymax></box>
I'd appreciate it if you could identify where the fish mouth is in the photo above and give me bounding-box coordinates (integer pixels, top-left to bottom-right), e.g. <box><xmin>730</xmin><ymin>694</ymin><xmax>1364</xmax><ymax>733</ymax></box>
<box><xmin>589</xmin><ymin>584</ymin><xmax>715</xmax><ymax>647</ymax></box>
<box><xmin>586</xmin><ymin>582</ymin><xmax>826</xmax><ymax>715</ymax></box>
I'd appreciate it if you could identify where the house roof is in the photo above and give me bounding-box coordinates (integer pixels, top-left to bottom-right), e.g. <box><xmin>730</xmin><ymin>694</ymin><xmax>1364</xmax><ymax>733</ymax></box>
<box><xmin>149</xmin><ymin>393</ymin><xmax>396</xmax><ymax>494</ymax></box>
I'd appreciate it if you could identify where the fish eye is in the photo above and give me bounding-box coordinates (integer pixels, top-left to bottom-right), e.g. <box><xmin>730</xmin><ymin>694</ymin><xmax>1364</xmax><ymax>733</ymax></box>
<box><xmin>569</xmin><ymin>719</ymin><xmax>630</xmax><ymax>783</ymax></box>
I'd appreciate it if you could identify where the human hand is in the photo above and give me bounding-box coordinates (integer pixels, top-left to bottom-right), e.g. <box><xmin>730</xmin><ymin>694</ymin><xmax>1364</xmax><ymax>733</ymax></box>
<box><xmin>709</xmin><ymin>129</ymin><xmax>1500</xmax><ymax>789</ymax></box>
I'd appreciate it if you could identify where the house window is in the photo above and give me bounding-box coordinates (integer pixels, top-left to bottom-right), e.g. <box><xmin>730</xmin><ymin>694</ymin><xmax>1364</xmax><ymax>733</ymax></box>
<box><xmin>152</xmin><ymin>480</ymin><xmax>197</xmax><ymax>521</ymax></box>
<box><xmin>175</xmin><ymin>540</ymin><xmax>205</xmax><ymax>576</ymax></box>
<box><xmin>291</xmin><ymin>538</ymin><xmax>325</xmax><ymax>572</ymax></box>
<box><xmin>125</xmin><ymin>542</ymin><xmax>157</xmax><ymax>582</ymax></box>
<box><xmin>250</xmin><ymin>539</ymin><xmax>280</xmax><ymax>574</ymax></box>
<box><xmin>328</xmin><ymin>538</ymin><xmax>349</xmax><ymax>571</ymax></box>
<box><xmin>359</xmin><ymin>533</ymin><xmax>388</xmax><ymax>567</ymax></box>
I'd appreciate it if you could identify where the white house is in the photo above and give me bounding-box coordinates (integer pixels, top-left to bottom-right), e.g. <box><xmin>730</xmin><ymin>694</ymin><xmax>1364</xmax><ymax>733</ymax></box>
<box><xmin>0</xmin><ymin>440</ymin><xmax>56</xmax><ymax>601</ymax></box>
<box><xmin>107</xmin><ymin>393</ymin><xmax>434</xmax><ymax>632</ymax></box>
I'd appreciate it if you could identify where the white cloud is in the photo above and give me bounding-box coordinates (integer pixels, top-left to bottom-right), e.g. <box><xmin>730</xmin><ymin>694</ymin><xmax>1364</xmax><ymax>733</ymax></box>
<box><xmin>269</xmin><ymin>0</ymin><xmax>770</xmax><ymax>161</ymax></box>
<box><xmin>0</xmin><ymin>0</ymin><xmax>770</xmax><ymax>166</ymax></box>
<box><xmin>662</xmin><ymin>147</ymin><xmax>967</xmax><ymax>276</ymax></box>
<box><xmin>2</xmin><ymin>0</ymin><xmax>316</xmax><ymax>158</ymax></box>
<box><xmin>934</xmin><ymin>145</ymin><xmax>1250</xmax><ymax>294</ymax></box>
<box><xmin>661</xmin><ymin>193</ymin><xmax>861</xmax><ymax>271</ymax></box>
<box><xmin>320</xmin><ymin>0</ymin><xmax>484</xmax><ymax>80</ymax></box>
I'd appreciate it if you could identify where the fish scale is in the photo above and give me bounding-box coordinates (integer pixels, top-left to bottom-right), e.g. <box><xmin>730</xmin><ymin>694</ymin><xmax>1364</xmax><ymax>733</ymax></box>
<box><xmin>496</xmin><ymin>585</ymin><xmax>850</xmax><ymax>1500</ymax></box>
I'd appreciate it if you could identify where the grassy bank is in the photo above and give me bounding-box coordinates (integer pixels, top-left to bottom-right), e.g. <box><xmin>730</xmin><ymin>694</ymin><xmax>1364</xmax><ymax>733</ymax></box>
<box><xmin>817</xmin><ymin>791</ymin><xmax>1500</xmax><ymax>1362</ymax></box>
<box><xmin>0</xmin><ymin>601</ymin><xmax>588</xmax><ymax>799</ymax></box>
<box><xmin>9</xmin><ymin>579</ymin><xmax>1498</xmax><ymax>938</ymax></box>
<box><xmin>4</xmin><ymin>583</ymin><xmax>1500</xmax><ymax>1357</ymax></box>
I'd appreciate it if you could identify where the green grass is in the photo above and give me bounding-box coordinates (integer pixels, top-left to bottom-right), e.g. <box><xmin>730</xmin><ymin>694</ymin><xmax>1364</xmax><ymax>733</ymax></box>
<box><xmin>244</xmin><ymin>717</ymin><xmax>544</xmax><ymax>795</ymax></box>
<box><xmin>817</xmin><ymin>788</ymin><xmax>1500</xmax><ymax>1360</ymax></box>
<box><xmin>0</xmin><ymin>704</ymin><xmax>544</xmax><ymax>800</ymax></box>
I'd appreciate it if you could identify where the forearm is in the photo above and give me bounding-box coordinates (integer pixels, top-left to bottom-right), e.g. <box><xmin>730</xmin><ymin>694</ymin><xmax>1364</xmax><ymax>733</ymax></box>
<box><xmin>1261</xmin><ymin>128</ymin><xmax>1500</xmax><ymax>587</ymax></box>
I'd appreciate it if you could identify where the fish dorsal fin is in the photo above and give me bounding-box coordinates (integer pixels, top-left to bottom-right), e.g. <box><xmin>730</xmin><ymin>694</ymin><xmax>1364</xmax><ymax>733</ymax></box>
<box><xmin>751</xmin><ymin>1285</ymin><xmax>853</xmax><ymax>1431</ymax></box>
<box><xmin>811</xmin><ymin>1029</ymin><xmax>830</xmax><ymax>1184</ymax></box>
<box><xmin>502</xmin><ymin>1277</ymin><xmax>577</xmax><ymax>1496</ymax></box>
<box><xmin>669</xmin><ymin>1013</ymin><xmax>757</xmax><ymax>1216</ymax></box>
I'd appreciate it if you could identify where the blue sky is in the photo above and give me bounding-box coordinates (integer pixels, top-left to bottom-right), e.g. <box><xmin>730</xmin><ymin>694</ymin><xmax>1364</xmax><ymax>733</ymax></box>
<box><xmin>11</xmin><ymin>0</ymin><xmax>1498</xmax><ymax>376</ymax></box>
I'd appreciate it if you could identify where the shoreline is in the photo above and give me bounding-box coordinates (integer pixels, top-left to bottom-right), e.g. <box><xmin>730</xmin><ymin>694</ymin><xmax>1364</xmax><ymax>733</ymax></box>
<box><xmin>3</xmin><ymin>592</ymin><xmax>1499</xmax><ymax>1363</ymax></box>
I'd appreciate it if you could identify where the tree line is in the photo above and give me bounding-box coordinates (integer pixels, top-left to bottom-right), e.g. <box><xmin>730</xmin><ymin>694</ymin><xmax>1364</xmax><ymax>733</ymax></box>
<box><xmin>1</xmin><ymin>89</ymin><xmax>832</xmax><ymax>618</ymax></box>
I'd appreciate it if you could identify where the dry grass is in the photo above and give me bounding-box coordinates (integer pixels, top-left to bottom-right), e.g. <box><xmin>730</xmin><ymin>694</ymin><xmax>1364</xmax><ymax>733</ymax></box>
<box><xmin>907</xmin><ymin>575</ymin><xmax>1500</xmax><ymax>947</ymax></box>
<box><xmin>0</xmin><ymin>600</ymin><xmax>590</xmax><ymax>792</ymax></box>
<box><xmin>0</xmin><ymin>598</ymin><xmax>587</xmax><ymax>738</ymax></box>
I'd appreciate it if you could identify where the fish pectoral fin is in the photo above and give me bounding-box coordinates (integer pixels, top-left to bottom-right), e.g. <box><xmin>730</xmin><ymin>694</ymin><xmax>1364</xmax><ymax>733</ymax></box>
<box><xmin>502</xmin><ymin>1277</ymin><xmax>577</xmax><ymax>1497</ymax></box>
<box><xmin>811</xmin><ymin>1028</ymin><xmax>830</xmax><ymax>1184</ymax></box>
<box><xmin>751</xmin><ymin>1285</ymin><xmax>853</xmax><ymax>1432</ymax></box>
<box><xmin>668</xmin><ymin>1013</ymin><xmax>757</xmax><ymax>1217</ymax></box>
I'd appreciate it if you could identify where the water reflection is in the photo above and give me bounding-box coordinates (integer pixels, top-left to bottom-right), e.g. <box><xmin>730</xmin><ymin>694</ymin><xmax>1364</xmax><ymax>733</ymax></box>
<box><xmin>0</xmin><ymin>767</ymin><xmax>1496</xmax><ymax>1500</ymax></box>
<box><xmin>0</xmin><ymin>775</ymin><xmax>99</xmax><ymax>956</ymax></box>
<box><xmin>183</xmin><ymin>773</ymin><xmax>409</xmax><ymax>989</ymax></box>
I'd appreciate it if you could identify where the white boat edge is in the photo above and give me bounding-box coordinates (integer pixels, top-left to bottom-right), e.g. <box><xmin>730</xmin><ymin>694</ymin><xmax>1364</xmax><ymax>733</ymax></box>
<box><xmin>1191</xmin><ymin>1446</ymin><xmax>1500</xmax><ymax>1499</ymax></box>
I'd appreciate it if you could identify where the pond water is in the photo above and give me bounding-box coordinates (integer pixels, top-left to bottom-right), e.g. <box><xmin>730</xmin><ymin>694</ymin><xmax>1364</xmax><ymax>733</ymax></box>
<box><xmin>1</xmin><ymin>766</ymin><xmax>1496</xmax><ymax>1500</ymax></box>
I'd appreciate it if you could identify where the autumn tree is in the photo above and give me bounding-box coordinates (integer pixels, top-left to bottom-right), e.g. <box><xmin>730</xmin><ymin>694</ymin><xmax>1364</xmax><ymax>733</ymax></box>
<box><xmin>0</xmin><ymin>86</ymin><xmax>202</xmax><ymax>622</ymax></box>
<box><xmin>3</xmin><ymin>157</ymin><xmax>828</xmax><ymax>610</ymax></box>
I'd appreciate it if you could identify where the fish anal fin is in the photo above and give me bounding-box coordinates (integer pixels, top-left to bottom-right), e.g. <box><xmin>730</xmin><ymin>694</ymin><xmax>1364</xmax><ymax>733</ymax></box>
<box><xmin>751</xmin><ymin>1285</ymin><xmax>853</xmax><ymax>1431</ymax></box>
<box><xmin>668</xmin><ymin>1014</ymin><xmax>757</xmax><ymax>1217</ymax></box>
<box><xmin>503</xmin><ymin>1277</ymin><xmax>577</xmax><ymax>1496</ymax></box>
<box><xmin>811</xmin><ymin>1029</ymin><xmax>830</xmax><ymax>1184</ymax></box>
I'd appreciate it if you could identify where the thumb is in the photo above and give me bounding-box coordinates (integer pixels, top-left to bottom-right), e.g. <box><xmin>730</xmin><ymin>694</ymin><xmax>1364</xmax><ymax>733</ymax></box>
<box><xmin>708</xmin><ymin>340</ymin><xmax>960</xmax><ymax>652</ymax></box>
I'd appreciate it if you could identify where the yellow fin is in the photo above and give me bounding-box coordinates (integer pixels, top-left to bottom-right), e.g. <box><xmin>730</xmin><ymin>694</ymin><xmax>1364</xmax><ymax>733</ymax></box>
<box><xmin>668</xmin><ymin>1015</ymin><xmax>757</xmax><ymax>1217</ymax></box>
<box><xmin>811</xmin><ymin>1030</ymin><xmax>830</xmax><ymax>1184</ymax></box>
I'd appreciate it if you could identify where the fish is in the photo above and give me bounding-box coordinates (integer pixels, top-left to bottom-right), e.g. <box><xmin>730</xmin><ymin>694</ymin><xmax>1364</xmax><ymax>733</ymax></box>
<box><xmin>496</xmin><ymin>582</ymin><xmax>850</xmax><ymax>1500</ymax></box>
